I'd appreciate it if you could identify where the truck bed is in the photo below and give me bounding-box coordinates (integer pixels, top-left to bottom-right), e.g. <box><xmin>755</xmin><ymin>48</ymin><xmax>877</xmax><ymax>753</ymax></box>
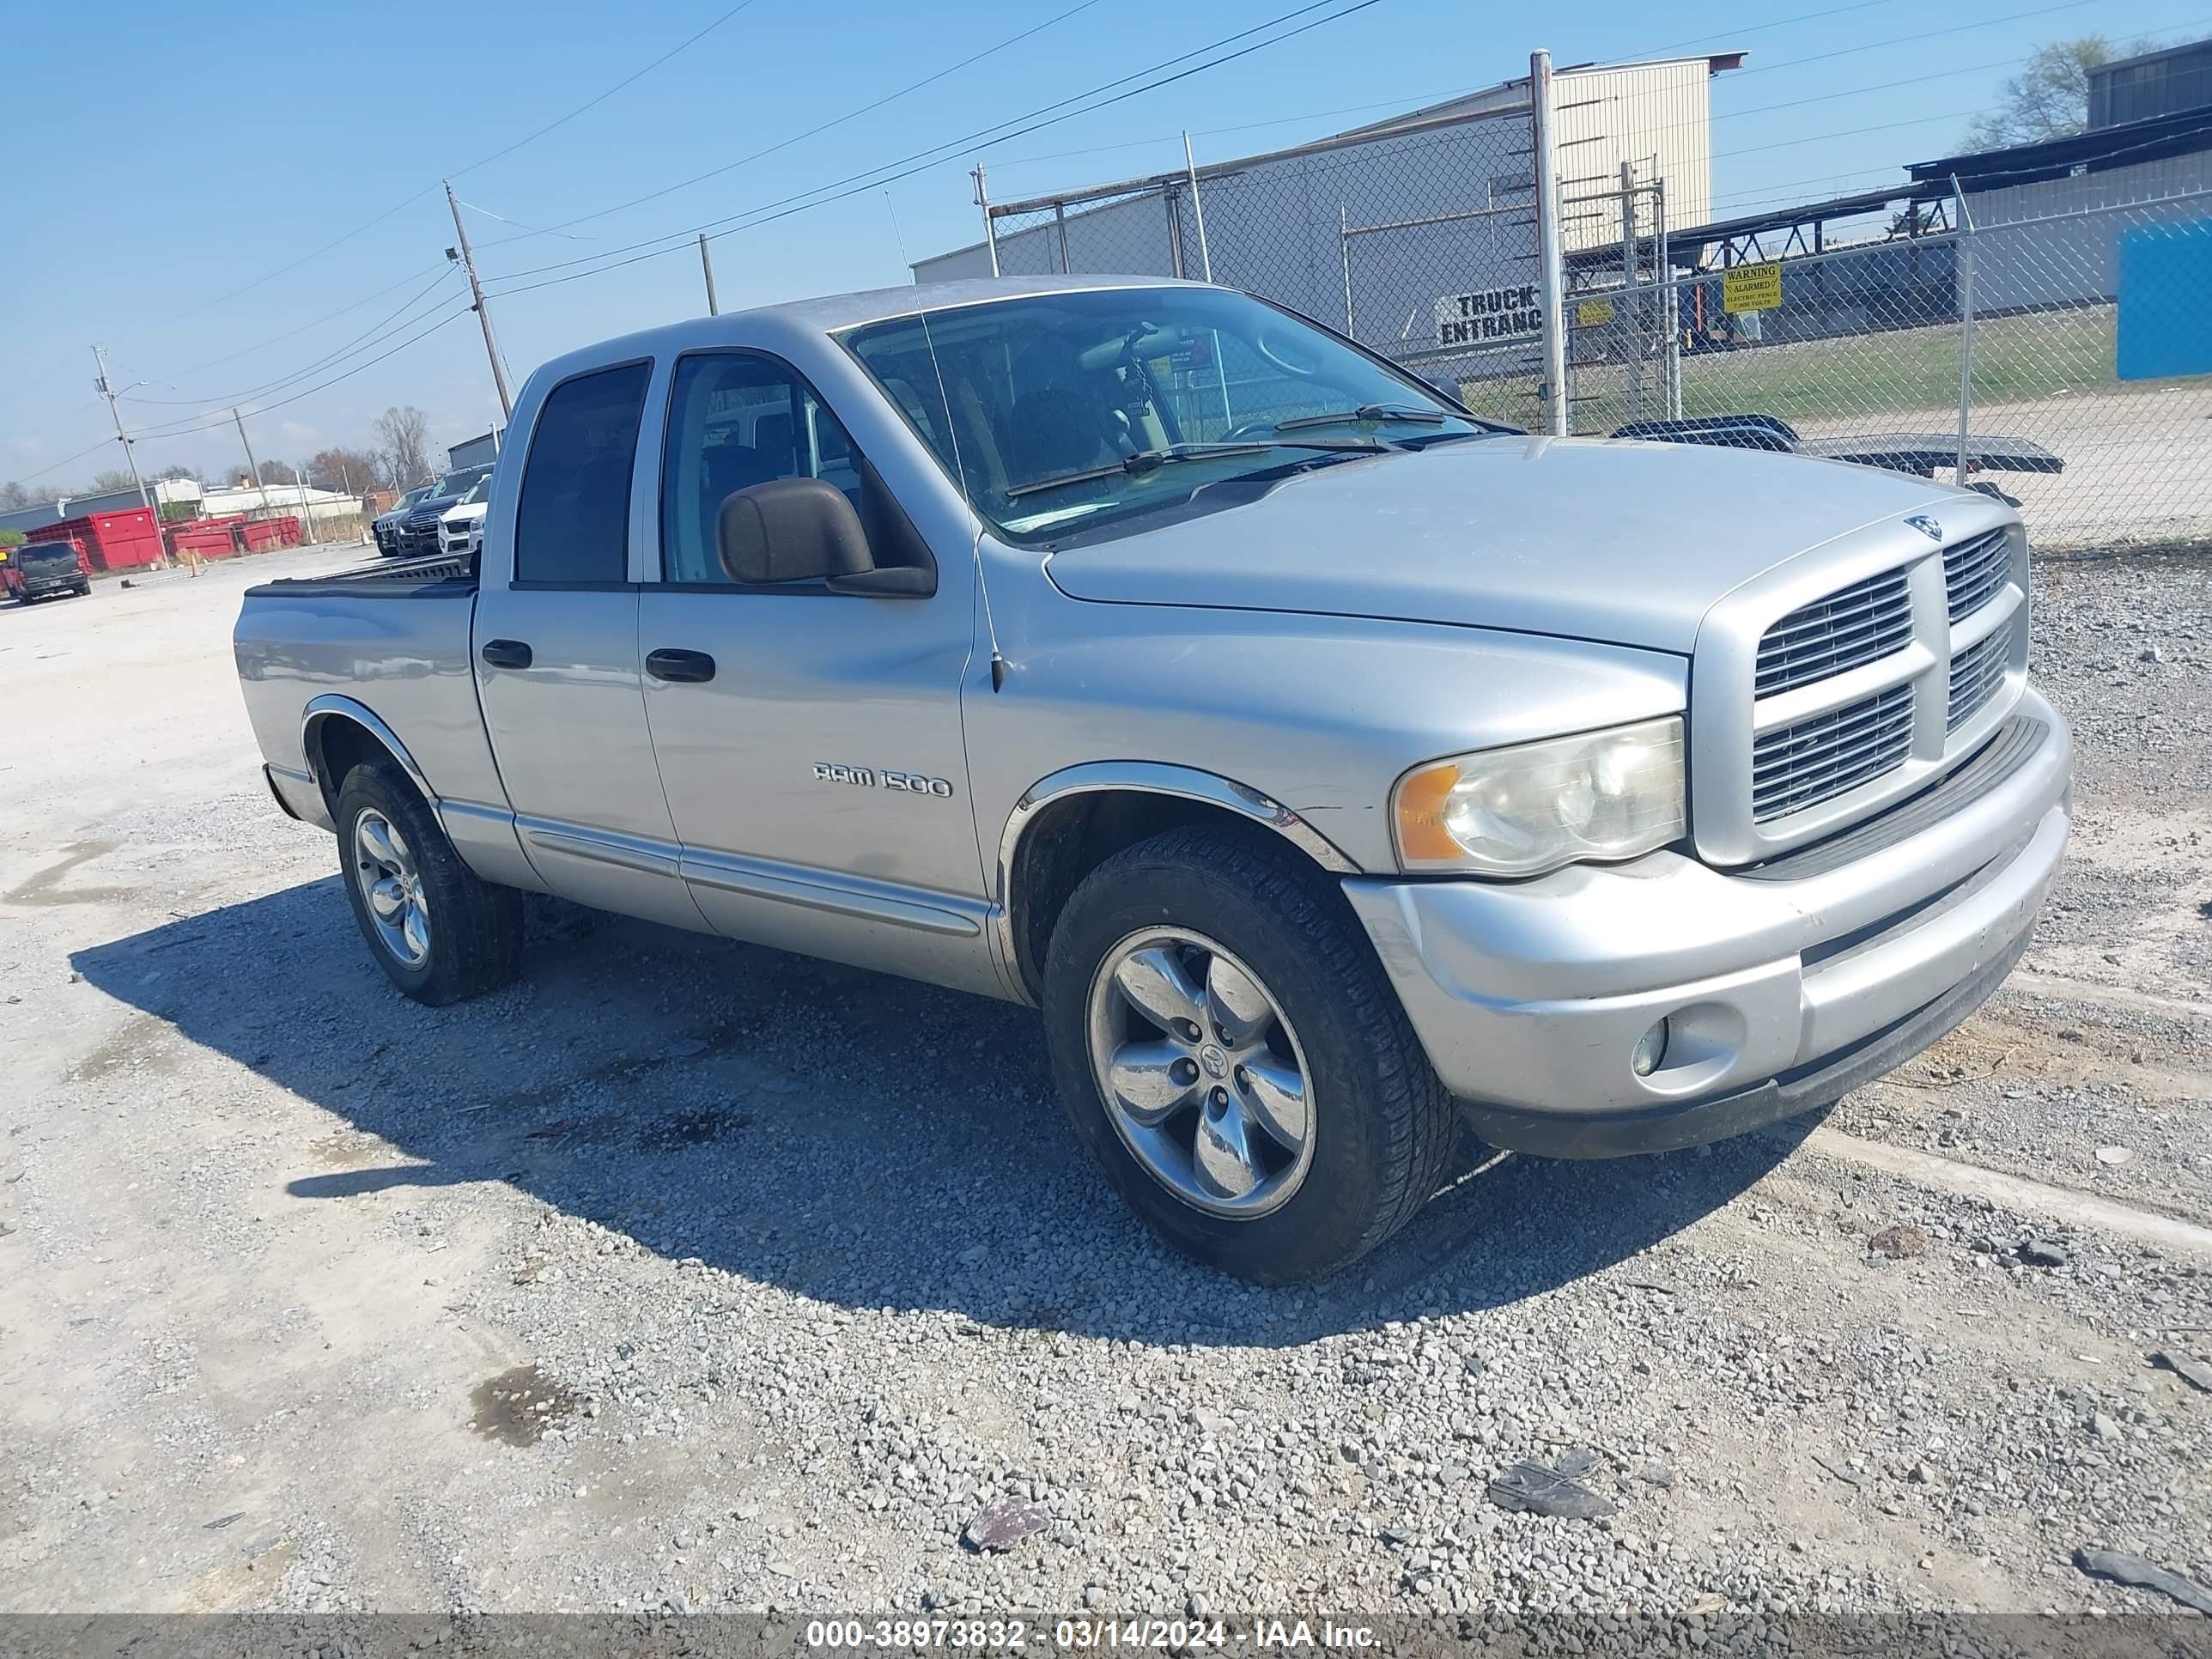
<box><xmin>245</xmin><ymin>550</ymin><xmax>475</xmax><ymax>600</ymax></box>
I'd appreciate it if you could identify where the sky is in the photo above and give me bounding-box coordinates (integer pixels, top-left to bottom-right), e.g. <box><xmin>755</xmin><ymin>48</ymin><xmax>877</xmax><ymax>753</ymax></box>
<box><xmin>5</xmin><ymin>0</ymin><xmax>2203</xmax><ymax>492</ymax></box>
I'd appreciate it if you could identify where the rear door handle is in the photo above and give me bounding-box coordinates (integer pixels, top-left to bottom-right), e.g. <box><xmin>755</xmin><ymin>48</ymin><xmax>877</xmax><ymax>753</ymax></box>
<box><xmin>480</xmin><ymin>638</ymin><xmax>533</xmax><ymax>670</ymax></box>
<box><xmin>645</xmin><ymin>647</ymin><xmax>716</xmax><ymax>684</ymax></box>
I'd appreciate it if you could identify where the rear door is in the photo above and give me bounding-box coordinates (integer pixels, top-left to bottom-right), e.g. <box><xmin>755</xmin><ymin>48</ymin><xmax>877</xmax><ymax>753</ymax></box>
<box><xmin>635</xmin><ymin>348</ymin><xmax>994</xmax><ymax>994</ymax></box>
<box><xmin>472</xmin><ymin>358</ymin><xmax>707</xmax><ymax>934</ymax></box>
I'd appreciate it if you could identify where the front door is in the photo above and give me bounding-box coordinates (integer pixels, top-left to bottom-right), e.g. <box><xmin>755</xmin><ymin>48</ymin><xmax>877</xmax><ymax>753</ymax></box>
<box><xmin>474</xmin><ymin>358</ymin><xmax>707</xmax><ymax>934</ymax></box>
<box><xmin>635</xmin><ymin>349</ymin><xmax>994</xmax><ymax>993</ymax></box>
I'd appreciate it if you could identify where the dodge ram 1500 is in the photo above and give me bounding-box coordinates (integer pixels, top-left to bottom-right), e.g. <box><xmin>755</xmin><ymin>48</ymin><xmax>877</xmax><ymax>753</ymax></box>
<box><xmin>235</xmin><ymin>276</ymin><xmax>2071</xmax><ymax>1281</ymax></box>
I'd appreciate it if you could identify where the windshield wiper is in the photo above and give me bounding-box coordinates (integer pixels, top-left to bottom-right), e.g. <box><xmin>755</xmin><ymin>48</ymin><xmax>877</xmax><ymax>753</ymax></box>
<box><xmin>1271</xmin><ymin>403</ymin><xmax>1450</xmax><ymax>433</ymax></box>
<box><xmin>1003</xmin><ymin>438</ymin><xmax>1387</xmax><ymax>501</ymax></box>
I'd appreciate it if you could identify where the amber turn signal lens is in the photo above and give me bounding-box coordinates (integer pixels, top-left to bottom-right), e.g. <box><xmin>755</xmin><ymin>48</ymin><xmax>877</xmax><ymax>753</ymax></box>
<box><xmin>1394</xmin><ymin>761</ymin><xmax>1466</xmax><ymax>864</ymax></box>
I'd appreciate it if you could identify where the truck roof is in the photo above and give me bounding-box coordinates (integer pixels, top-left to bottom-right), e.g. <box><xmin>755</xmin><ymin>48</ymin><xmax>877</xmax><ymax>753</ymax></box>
<box><xmin>534</xmin><ymin>273</ymin><xmax>1210</xmax><ymax>389</ymax></box>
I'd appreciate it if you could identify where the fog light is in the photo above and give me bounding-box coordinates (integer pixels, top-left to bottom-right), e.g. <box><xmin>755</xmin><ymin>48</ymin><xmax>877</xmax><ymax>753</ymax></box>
<box><xmin>1632</xmin><ymin>1019</ymin><xmax>1671</xmax><ymax>1078</ymax></box>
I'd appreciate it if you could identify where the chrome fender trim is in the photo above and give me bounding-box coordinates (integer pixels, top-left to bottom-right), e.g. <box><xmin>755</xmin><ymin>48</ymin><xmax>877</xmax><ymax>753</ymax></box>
<box><xmin>301</xmin><ymin>695</ymin><xmax>438</xmax><ymax>809</ymax></box>
<box><xmin>990</xmin><ymin>762</ymin><xmax>1363</xmax><ymax>1004</ymax></box>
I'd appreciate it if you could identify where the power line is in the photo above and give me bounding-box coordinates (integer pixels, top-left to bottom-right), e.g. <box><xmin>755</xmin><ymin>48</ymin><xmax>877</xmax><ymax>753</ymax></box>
<box><xmin>1727</xmin><ymin>0</ymin><xmax>2098</xmax><ymax>77</ymax></box>
<box><xmin>448</xmin><ymin>0</ymin><xmax>763</xmax><ymax>181</ymax></box>
<box><xmin>105</xmin><ymin>3</ymin><xmax>771</xmax><ymax>343</ymax></box>
<box><xmin>131</xmin><ymin>261</ymin><xmax>453</xmax><ymax>386</ymax></box>
<box><xmin>123</xmin><ymin>308</ymin><xmax>476</xmax><ymax>441</ymax></box>
<box><xmin>1598</xmin><ymin>0</ymin><xmax>1909</xmax><ymax>64</ymax></box>
<box><xmin>480</xmin><ymin>0</ymin><xmax>1383</xmax><ymax>298</ymax></box>
<box><xmin>13</xmin><ymin>436</ymin><xmax>125</xmax><ymax>490</ymax></box>
<box><xmin>475</xmin><ymin>0</ymin><xmax>1111</xmax><ymax>251</ymax></box>
<box><xmin>121</xmin><ymin>268</ymin><xmax>463</xmax><ymax>407</ymax></box>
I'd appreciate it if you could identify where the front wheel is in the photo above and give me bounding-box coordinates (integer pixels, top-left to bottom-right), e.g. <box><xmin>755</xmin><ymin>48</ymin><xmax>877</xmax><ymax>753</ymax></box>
<box><xmin>1043</xmin><ymin>823</ymin><xmax>1459</xmax><ymax>1283</ymax></box>
<box><xmin>335</xmin><ymin>761</ymin><xmax>522</xmax><ymax>1005</ymax></box>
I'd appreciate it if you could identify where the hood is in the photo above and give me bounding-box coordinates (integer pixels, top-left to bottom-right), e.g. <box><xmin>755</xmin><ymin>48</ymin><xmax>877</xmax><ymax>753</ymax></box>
<box><xmin>1042</xmin><ymin>435</ymin><xmax>1957</xmax><ymax>654</ymax></box>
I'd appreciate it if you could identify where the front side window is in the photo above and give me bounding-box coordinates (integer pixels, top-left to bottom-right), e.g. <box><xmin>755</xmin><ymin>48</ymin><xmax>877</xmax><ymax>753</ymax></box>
<box><xmin>839</xmin><ymin>286</ymin><xmax>1491</xmax><ymax>544</ymax></box>
<box><xmin>513</xmin><ymin>362</ymin><xmax>650</xmax><ymax>585</ymax></box>
<box><xmin>659</xmin><ymin>352</ymin><xmax>859</xmax><ymax>584</ymax></box>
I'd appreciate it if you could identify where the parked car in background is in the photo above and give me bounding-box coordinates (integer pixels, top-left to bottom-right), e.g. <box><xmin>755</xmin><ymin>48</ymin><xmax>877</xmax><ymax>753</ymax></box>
<box><xmin>4</xmin><ymin>536</ymin><xmax>93</xmax><ymax>603</ymax></box>
<box><xmin>391</xmin><ymin>465</ymin><xmax>494</xmax><ymax>560</ymax></box>
<box><xmin>372</xmin><ymin>486</ymin><xmax>435</xmax><ymax>557</ymax></box>
<box><xmin>439</xmin><ymin>472</ymin><xmax>495</xmax><ymax>558</ymax></box>
<box><xmin>233</xmin><ymin>276</ymin><xmax>2071</xmax><ymax>1283</ymax></box>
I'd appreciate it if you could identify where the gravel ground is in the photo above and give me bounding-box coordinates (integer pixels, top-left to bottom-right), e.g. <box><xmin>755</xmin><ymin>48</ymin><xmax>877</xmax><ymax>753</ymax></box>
<box><xmin>0</xmin><ymin>542</ymin><xmax>2207</xmax><ymax>1633</ymax></box>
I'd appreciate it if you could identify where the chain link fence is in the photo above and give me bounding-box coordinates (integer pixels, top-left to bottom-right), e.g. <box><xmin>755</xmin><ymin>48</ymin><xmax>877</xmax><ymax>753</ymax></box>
<box><xmin>934</xmin><ymin>67</ymin><xmax>2212</xmax><ymax>552</ymax></box>
<box><xmin>948</xmin><ymin>106</ymin><xmax>1552</xmax><ymax>427</ymax></box>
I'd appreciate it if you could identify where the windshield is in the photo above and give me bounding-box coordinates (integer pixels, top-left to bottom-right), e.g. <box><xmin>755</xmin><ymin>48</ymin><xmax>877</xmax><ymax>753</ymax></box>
<box><xmin>21</xmin><ymin>543</ymin><xmax>77</xmax><ymax>566</ymax></box>
<box><xmin>433</xmin><ymin>465</ymin><xmax>492</xmax><ymax>499</ymax></box>
<box><xmin>399</xmin><ymin>486</ymin><xmax>432</xmax><ymax>507</ymax></box>
<box><xmin>838</xmin><ymin>286</ymin><xmax>1488</xmax><ymax>543</ymax></box>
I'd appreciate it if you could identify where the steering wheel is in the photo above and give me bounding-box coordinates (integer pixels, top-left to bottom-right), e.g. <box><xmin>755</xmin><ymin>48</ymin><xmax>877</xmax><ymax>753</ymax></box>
<box><xmin>1252</xmin><ymin>327</ymin><xmax>1322</xmax><ymax>376</ymax></box>
<box><xmin>1221</xmin><ymin>417</ymin><xmax>1282</xmax><ymax>442</ymax></box>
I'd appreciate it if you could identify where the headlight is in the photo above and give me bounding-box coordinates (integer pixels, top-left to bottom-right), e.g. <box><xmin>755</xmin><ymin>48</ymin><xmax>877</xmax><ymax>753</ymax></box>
<box><xmin>1391</xmin><ymin>717</ymin><xmax>1686</xmax><ymax>877</ymax></box>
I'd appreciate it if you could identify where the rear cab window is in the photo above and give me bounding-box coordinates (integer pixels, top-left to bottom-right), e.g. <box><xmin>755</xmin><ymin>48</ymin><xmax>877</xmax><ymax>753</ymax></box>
<box><xmin>512</xmin><ymin>362</ymin><xmax>652</xmax><ymax>586</ymax></box>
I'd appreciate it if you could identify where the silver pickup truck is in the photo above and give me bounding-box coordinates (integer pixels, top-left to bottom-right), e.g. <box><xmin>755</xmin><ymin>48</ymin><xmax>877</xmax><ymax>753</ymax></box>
<box><xmin>234</xmin><ymin>275</ymin><xmax>2072</xmax><ymax>1282</ymax></box>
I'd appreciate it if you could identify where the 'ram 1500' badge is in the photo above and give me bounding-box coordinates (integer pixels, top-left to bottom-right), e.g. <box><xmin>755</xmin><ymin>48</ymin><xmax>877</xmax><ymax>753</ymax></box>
<box><xmin>1906</xmin><ymin>514</ymin><xmax>1944</xmax><ymax>542</ymax></box>
<box><xmin>812</xmin><ymin>763</ymin><xmax>954</xmax><ymax>798</ymax></box>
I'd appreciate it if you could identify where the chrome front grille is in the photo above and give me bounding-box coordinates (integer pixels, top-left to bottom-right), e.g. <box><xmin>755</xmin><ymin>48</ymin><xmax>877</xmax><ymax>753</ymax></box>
<box><xmin>1755</xmin><ymin>568</ymin><xmax>1912</xmax><ymax>697</ymax></box>
<box><xmin>1948</xmin><ymin>628</ymin><xmax>2010</xmax><ymax>731</ymax></box>
<box><xmin>1943</xmin><ymin>528</ymin><xmax>2010</xmax><ymax>623</ymax></box>
<box><xmin>1692</xmin><ymin>515</ymin><xmax>2030</xmax><ymax>865</ymax></box>
<box><xmin>1753</xmin><ymin>684</ymin><xmax>1915</xmax><ymax>822</ymax></box>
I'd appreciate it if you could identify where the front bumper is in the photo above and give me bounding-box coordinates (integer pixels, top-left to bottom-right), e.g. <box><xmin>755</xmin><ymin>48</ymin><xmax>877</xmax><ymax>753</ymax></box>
<box><xmin>1344</xmin><ymin>689</ymin><xmax>2072</xmax><ymax>1157</ymax></box>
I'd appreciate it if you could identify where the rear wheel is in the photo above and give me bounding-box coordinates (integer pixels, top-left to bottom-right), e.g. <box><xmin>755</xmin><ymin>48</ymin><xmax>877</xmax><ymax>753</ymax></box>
<box><xmin>335</xmin><ymin>761</ymin><xmax>522</xmax><ymax>1005</ymax></box>
<box><xmin>1043</xmin><ymin>823</ymin><xmax>1458</xmax><ymax>1283</ymax></box>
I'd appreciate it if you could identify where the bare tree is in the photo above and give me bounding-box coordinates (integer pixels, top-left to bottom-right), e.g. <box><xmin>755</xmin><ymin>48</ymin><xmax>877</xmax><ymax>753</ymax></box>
<box><xmin>374</xmin><ymin>406</ymin><xmax>434</xmax><ymax>489</ymax></box>
<box><xmin>0</xmin><ymin>481</ymin><xmax>33</xmax><ymax>510</ymax></box>
<box><xmin>307</xmin><ymin>446</ymin><xmax>384</xmax><ymax>495</ymax></box>
<box><xmin>154</xmin><ymin>463</ymin><xmax>202</xmax><ymax>483</ymax></box>
<box><xmin>1962</xmin><ymin>36</ymin><xmax>2157</xmax><ymax>149</ymax></box>
<box><xmin>90</xmin><ymin>468</ymin><xmax>141</xmax><ymax>495</ymax></box>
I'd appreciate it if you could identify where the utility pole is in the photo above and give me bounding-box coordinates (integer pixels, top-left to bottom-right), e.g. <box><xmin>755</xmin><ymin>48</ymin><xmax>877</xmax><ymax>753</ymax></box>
<box><xmin>445</xmin><ymin>181</ymin><xmax>514</xmax><ymax>421</ymax></box>
<box><xmin>698</xmin><ymin>234</ymin><xmax>720</xmax><ymax>315</ymax></box>
<box><xmin>89</xmin><ymin>346</ymin><xmax>155</xmax><ymax>521</ymax></box>
<box><xmin>233</xmin><ymin>408</ymin><xmax>272</xmax><ymax>513</ymax></box>
<box><xmin>291</xmin><ymin>461</ymin><xmax>313</xmax><ymax>544</ymax></box>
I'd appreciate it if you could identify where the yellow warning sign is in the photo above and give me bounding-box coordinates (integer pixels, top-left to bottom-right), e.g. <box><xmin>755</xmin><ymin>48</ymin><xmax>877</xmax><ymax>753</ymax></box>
<box><xmin>1723</xmin><ymin>262</ymin><xmax>1784</xmax><ymax>314</ymax></box>
<box><xmin>1577</xmin><ymin>296</ymin><xmax>1616</xmax><ymax>328</ymax></box>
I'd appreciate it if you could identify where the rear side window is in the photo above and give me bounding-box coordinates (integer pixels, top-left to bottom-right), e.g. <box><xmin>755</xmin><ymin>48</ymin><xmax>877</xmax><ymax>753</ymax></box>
<box><xmin>514</xmin><ymin>362</ymin><xmax>650</xmax><ymax>584</ymax></box>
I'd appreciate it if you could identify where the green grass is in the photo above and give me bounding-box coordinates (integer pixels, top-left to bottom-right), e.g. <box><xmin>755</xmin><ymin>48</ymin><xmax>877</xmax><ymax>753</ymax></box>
<box><xmin>1445</xmin><ymin>305</ymin><xmax>2187</xmax><ymax>434</ymax></box>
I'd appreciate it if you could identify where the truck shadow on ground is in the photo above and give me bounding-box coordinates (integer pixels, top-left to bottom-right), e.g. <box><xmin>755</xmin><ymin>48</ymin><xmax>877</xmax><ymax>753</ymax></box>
<box><xmin>72</xmin><ymin>878</ymin><xmax>1814</xmax><ymax>1346</ymax></box>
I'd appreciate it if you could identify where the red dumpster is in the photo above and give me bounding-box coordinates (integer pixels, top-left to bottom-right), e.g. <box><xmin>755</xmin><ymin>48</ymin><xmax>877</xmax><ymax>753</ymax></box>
<box><xmin>27</xmin><ymin>507</ymin><xmax>162</xmax><ymax>572</ymax></box>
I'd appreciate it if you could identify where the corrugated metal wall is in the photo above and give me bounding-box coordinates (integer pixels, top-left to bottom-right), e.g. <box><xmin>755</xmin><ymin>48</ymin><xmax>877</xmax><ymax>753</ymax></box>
<box><xmin>1969</xmin><ymin>157</ymin><xmax>2212</xmax><ymax>312</ymax></box>
<box><xmin>1553</xmin><ymin>61</ymin><xmax>1713</xmax><ymax>250</ymax></box>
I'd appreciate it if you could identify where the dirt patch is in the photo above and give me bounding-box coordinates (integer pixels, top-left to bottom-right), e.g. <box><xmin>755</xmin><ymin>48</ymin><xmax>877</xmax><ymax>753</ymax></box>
<box><xmin>68</xmin><ymin>1014</ymin><xmax>179</xmax><ymax>1085</ymax></box>
<box><xmin>469</xmin><ymin>1364</ymin><xmax>577</xmax><ymax>1447</ymax></box>
<box><xmin>4</xmin><ymin>842</ymin><xmax>138</xmax><ymax>908</ymax></box>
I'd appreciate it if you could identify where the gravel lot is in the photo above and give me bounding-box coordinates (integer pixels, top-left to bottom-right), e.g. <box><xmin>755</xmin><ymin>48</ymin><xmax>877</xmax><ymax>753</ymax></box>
<box><xmin>1</xmin><ymin>542</ymin><xmax>2208</xmax><ymax>1634</ymax></box>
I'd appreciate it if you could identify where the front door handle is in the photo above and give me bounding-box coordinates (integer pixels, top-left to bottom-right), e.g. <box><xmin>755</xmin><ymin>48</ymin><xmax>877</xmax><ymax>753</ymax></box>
<box><xmin>480</xmin><ymin>638</ymin><xmax>533</xmax><ymax>670</ymax></box>
<box><xmin>645</xmin><ymin>647</ymin><xmax>716</xmax><ymax>684</ymax></box>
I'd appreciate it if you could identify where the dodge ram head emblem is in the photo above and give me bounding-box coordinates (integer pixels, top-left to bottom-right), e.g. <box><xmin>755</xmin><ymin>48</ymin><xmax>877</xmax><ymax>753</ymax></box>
<box><xmin>1905</xmin><ymin>514</ymin><xmax>1944</xmax><ymax>542</ymax></box>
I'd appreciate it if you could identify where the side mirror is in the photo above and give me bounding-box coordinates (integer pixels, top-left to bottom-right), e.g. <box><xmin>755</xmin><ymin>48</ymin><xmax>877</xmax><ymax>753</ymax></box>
<box><xmin>716</xmin><ymin>477</ymin><xmax>873</xmax><ymax>586</ymax></box>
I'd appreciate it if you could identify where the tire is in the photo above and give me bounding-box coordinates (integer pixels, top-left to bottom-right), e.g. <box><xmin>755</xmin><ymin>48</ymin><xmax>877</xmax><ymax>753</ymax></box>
<box><xmin>334</xmin><ymin>760</ymin><xmax>523</xmax><ymax>1006</ymax></box>
<box><xmin>1043</xmin><ymin>823</ymin><xmax>1458</xmax><ymax>1283</ymax></box>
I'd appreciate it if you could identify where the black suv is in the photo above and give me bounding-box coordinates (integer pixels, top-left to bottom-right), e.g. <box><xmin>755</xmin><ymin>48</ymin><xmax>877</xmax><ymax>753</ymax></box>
<box><xmin>3</xmin><ymin>539</ymin><xmax>93</xmax><ymax>604</ymax></box>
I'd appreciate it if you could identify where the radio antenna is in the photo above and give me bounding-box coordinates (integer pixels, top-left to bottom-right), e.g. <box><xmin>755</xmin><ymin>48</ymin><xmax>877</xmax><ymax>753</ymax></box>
<box><xmin>884</xmin><ymin>190</ymin><xmax>1008</xmax><ymax>692</ymax></box>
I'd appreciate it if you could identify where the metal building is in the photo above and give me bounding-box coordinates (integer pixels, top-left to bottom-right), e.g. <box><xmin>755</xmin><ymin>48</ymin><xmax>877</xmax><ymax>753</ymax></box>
<box><xmin>1337</xmin><ymin>52</ymin><xmax>1741</xmax><ymax>252</ymax></box>
<box><xmin>2089</xmin><ymin>36</ymin><xmax>2212</xmax><ymax>129</ymax></box>
<box><xmin>912</xmin><ymin>51</ymin><xmax>1741</xmax><ymax>285</ymax></box>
